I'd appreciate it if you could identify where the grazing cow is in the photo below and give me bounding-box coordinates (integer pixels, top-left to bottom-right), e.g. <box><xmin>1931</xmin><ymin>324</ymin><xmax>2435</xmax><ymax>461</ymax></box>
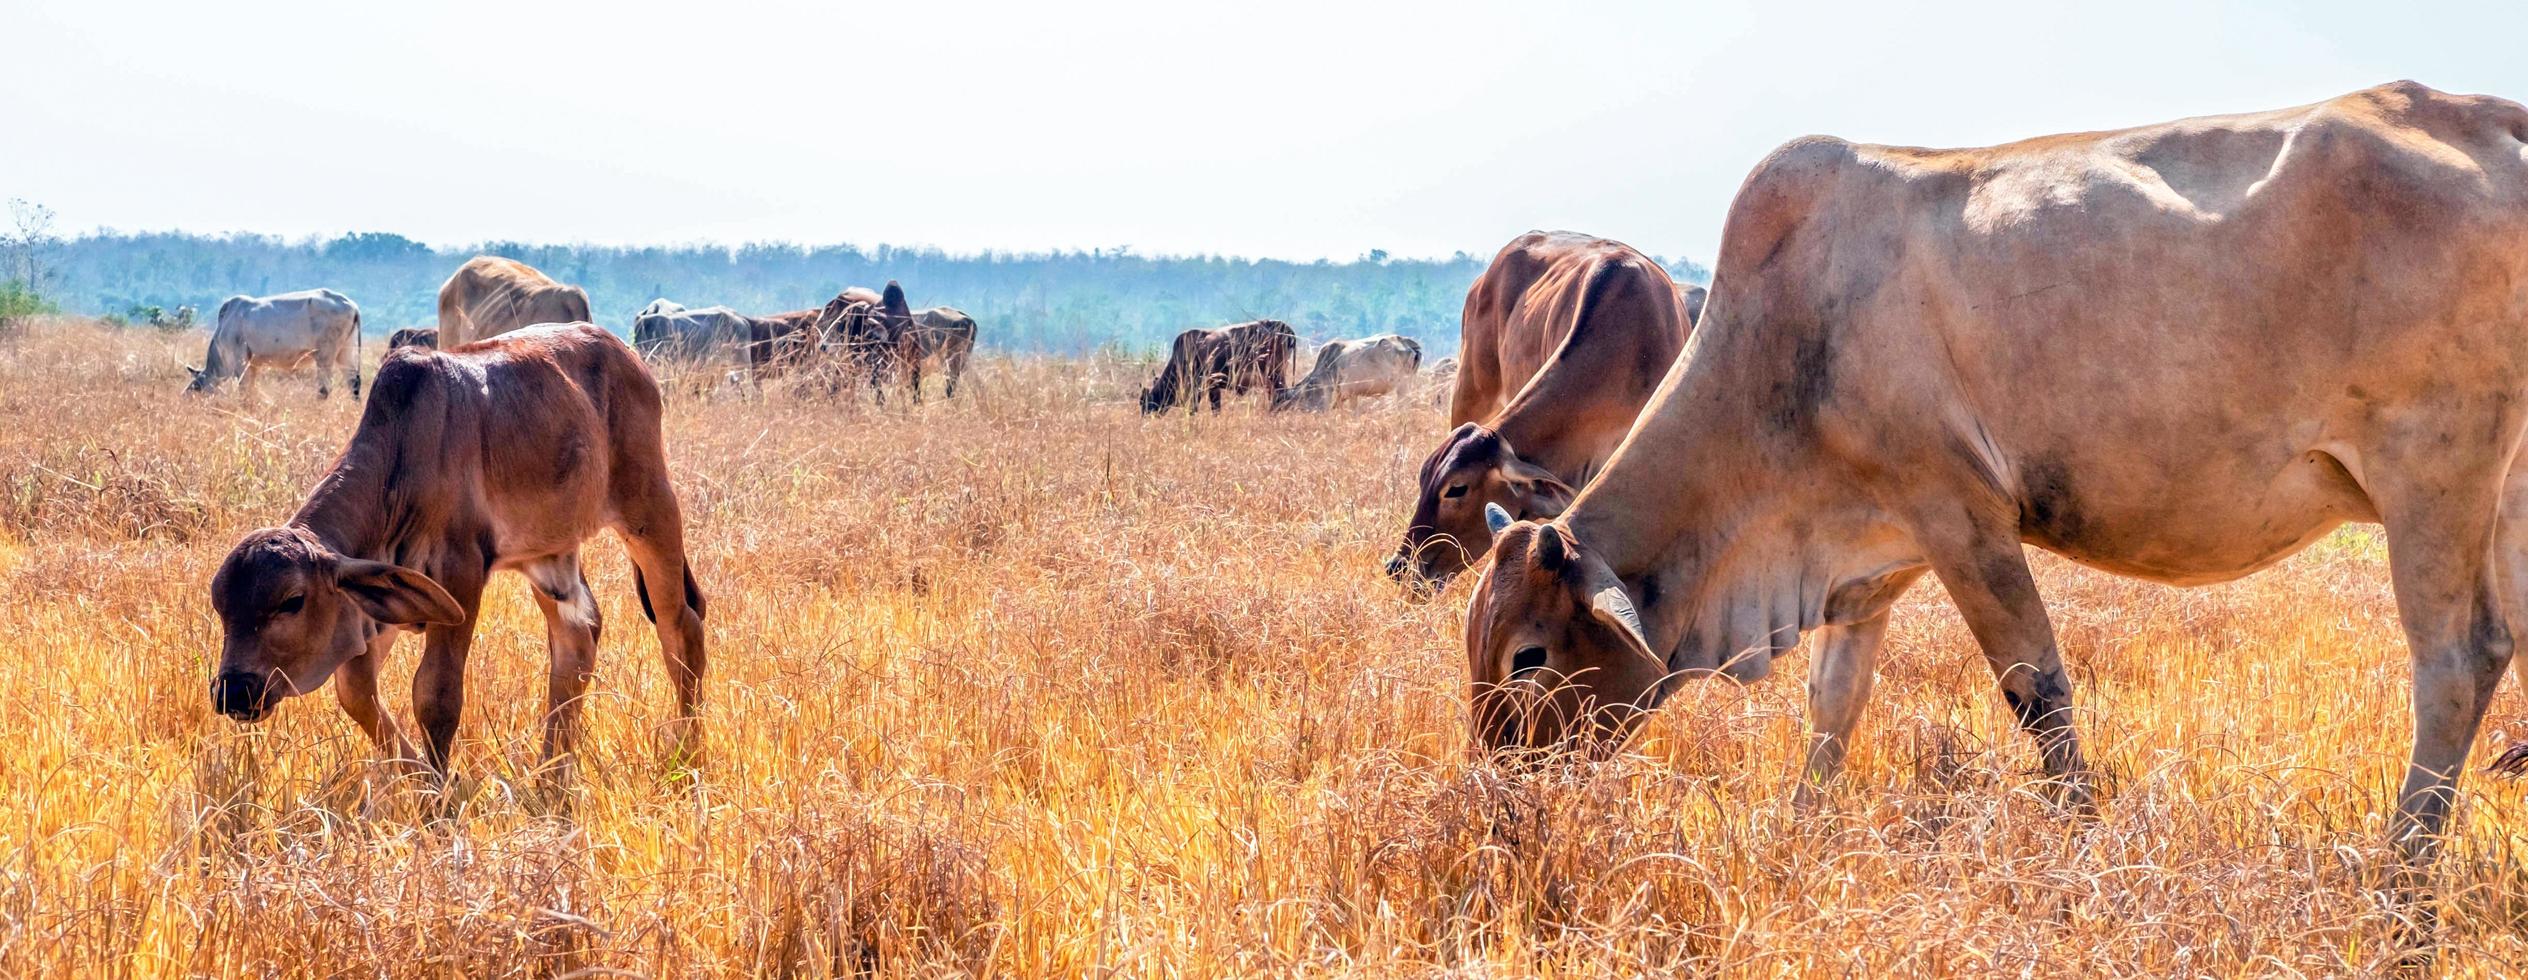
<box><xmin>385</xmin><ymin>327</ymin><xmax>438</xmax><ymax>351</ymax></box>
<box><xmin>636</xmin><ymin>298</ymin><xmax>685</xmax><ymax>321</ymax></box>
<box><xmin>185</xmin><ymin>288</ymin><xmax>363</xmax><ymax>398</ymax></box>
<box><xmin>1461</xmin><ymin>83</ymin><xmax>2528</xmax><ymax>880</ymax></box>
<box><xmin>205</xmin><ymin>323</ymin><xmax>707</xmax><ymax>779</ymax></box>
<box><xmin>435</xmin><ymin>256</ymin><xmax>593</xmax><ymax>347</ymax></box>
<box><xmin>1386</xmin><ymin>232</ymin><xmax>1691</xmax><ymax>590</ymax></box>
<box><xmin>1273</xmin><ymin>334</ymin><xmax>1424</xmax><ymax>412</ymax></box>
<box><xmin>1138</xmin><ymin>320</ymin><xmax>1299</xmax><ymax>414</ymax></box>
<box><xmin>906</xmin><ymin>306</ymin><xmax>979</xmax><ymax>398</ymax></box>
<box><xmin>633</xmin><ymin>302</ymin><xmax>758</xmax><ymax>362</ymax></box>
<box><xmin>744</xmin><ymin>308</ymin><xmax>822</xmax><ymax>375</ymax></box>
<box><xmin>810</xmin><ymin>281</ymin><xmax>934</xmax><ymax>403</ymax></box>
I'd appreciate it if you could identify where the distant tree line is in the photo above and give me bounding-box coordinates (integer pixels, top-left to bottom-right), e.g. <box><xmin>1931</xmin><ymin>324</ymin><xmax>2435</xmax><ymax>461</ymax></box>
<box><xmin>30</xmin><ymin>227</ymin><xmax>1711</xmax><ymax>355</ymax></box>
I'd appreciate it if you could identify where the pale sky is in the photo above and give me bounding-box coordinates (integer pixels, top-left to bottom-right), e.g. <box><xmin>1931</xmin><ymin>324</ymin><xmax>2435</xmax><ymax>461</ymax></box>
<box><xmin>5</xmin><ymin>0</ymin><xmax>2524</xmax><ymax>262</ymax></box>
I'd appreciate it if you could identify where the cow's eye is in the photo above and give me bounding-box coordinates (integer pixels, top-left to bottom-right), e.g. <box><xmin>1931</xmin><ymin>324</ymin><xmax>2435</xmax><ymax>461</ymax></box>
<box><xmin>274</xmin><ymin>594</ymin><xmax>305</xmax><ymax>615</ymax></box>
<box><xmin>1511</xmin><ymin>645</ymin><xmax>1548</xmax><ymax>677</ymax></box>
<box><xmin>1443</xmin><ymin>484</ymin><xmax>1469</xmax><ymax>499</ymax></box>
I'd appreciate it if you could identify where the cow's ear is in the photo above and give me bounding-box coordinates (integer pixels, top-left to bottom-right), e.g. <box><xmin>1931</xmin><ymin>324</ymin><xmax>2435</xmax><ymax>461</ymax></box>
<box><xmin>1577</xmin><ymin>555</ymin><xmax>1657</xmax><ymax>666</ymax></box>
<box><xmin>334</xmin><ymin>560</ymin><xmax>465</xmax><ymax>626</ymax></box>
<box><xmin>1504</xmin><ymin>459</ymin><xmax>1576</xmax><ymax>520</ymax></box>
<box><xmin>184</xmin><ymin>366</ymin><xmax>204</xmax><ymax>380</ymax></box>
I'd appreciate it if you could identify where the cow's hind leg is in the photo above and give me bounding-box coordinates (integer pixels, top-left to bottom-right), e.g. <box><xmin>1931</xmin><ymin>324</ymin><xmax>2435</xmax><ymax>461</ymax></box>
<box><xmin>525</xmin><ymin>553</ymin><xmax>603</xmax><ymax>787</ymax></box>
<box><xmin>944</xmin><ymin>344</ymin><xmax>969</xmax><ymax>398</ymax></box>
<box><xmin>1917</xmin><ymin>510</ymin><xmax>2092</xmax><ymax>808</ymax></box>
<box><xmin>2488</xmin><ymin>460</ymin><xmax>2528</xmax><ymax>775</ymax></box>
<box><xmin>614</xmin><ymin>484</ymin><xmax>707</xmax><ymax>764</ymax></box>
<box><xmin>2375</xmin><ymin>486</ymin><xmax>2512</xmax><ymax>870</ymax></box>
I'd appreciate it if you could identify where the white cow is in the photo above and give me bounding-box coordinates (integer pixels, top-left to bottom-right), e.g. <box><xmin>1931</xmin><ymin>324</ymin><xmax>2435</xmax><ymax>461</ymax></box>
<box><xmin>1272</xmin><ymin>334</ymin><xmax>1423</xmax><ymax>412</ymax></box>
<box><xmin>185</xmin><ymin>288</ymin><xmax>363</xmax><ymax>398</ymax></box>
<box><xmin>633</xmin><ymin>302</ymin><xmax>758</xmax><ymax>362</ymax></box>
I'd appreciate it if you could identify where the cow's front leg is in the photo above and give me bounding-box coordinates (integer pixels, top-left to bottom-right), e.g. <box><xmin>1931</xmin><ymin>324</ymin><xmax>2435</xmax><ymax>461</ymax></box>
<box><xmin>1797</xmin><ymin>611</ymin><xmax>1894</xmax><ymax>807</ymax></box>
<box><xmin>335</xmin><ymin>630</ymin><xmax>421</xmax><ymax>772</ymax></box>
<box><xmin>410</xmin><ymin>565</ymin><xmax>487</xmax><ymax>777</ymax></box>
<box><xmin>1921</xmin><ymin>515</ymin><xmax>2091</xmax><ymax>809</ymax></box>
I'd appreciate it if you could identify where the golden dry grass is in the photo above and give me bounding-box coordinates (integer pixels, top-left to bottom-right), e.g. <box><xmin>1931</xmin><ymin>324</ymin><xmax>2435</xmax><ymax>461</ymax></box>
<box><xmin>3</xmin><ymin>318</ymin><xmax>2527</xmax><ymax>976</ymax></box>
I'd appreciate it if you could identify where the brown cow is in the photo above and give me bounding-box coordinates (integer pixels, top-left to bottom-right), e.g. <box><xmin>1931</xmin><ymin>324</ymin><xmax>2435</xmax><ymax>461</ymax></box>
<box><xmin>206</xmin><ymin>323</ymin><xmax>707</xmax><ymax>780</ymax></box>
<box><xmin>1138</xmin><ymin>320</ymin><xmax>1299</xmax><ymax>414</ymax></box>
<box><xmin>385</xmin><ymin>326</ymin><xmax>438</xmax><ymax>351</ymax></box>
<box><xmin>905</xmin><ymin>306</ymin><xmax>980</xmax><ymax>399</ymax></box>
<box><xmin>435</xmin><ymin>256</ymin><xmax>594</xmax><ymax>347</ymax></box>
<box><xmin>1386</xmin><ymin>232</ymin><xmax>1691</xmax><ymax>590</ymax></box>
<box><xmin>805</xmin><ymin>283</ymin><xmax>909</xmax><ymax>399</ymax></box>
<box><xmin>1461</xmin><ymin>83</ymin><xmax>2528</xmax><ymax>882</ymax></box>
<box><xmin>1676</xmin><ymin>281</ymin><xmax>1709</xmax><ymax>328</ymax></box>
<box><xmin>744</xmin><ymin>309</ymin><xmax>822</xmax><ymax>375</ymax></box>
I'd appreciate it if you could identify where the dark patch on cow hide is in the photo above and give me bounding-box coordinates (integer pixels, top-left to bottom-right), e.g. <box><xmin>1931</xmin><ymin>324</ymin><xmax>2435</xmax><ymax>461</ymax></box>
<box><xmin>2001</xmin><ymin>666</ymin><xmax>2076</xmax><ymax>733</ymax></box>
<box><xmin>2017</xmin><ymin>455</ymin><xmax>2089</xmax><ymax>550</ymax></box>
<box><xmin>1765</xmin><ymin>332</ymin><xmax>1838</xmax><ymax>432</ymax></box>
<box><xmin>1974</xmin><ymin>551</ymin><xmax>2039</xmax><ymax>611</ymax></box>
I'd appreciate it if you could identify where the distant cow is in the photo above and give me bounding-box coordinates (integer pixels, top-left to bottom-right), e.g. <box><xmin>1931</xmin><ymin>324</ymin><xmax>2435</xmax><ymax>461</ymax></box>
<box><xmin>205</xmin><ymin>323</ymin><xmax>707</xmax><ymax>780</ymax></box>
<box><xmin>1273</xmin><ymin>334</ymin><xmax>1424</xmax><ymax>412</ymax></box>
<box><xmin>905</xmin><ymin>306</ymin><xmax>979</xmax><ymax>398</ymax></box>
<box><xmin>744</xmin><ymin>308</ymin><xmax>822</xmax><ymax>375</ymax></box>
<box><xmin>435</xmin><ymin>256</ymin><xmax>593</xmax><ymax>347</ymax></box>
<box><xmin>1676</xmin><ymin>281</ymin><xmax>1709</xmax><ymax>327</ymax></box>
<box><xmin>1139</xmin><ymin>320</ymin><xmax>1298</xmax><ymax>414</ymax></box>
<box><xmin>185</xmin><ymin>288</ymin><xmax>363</xmax><ymax>398</ymax></box>
<box><xmin>1424</xmin><ymin>357</ymin><xmax>1460</xmax><ymax>407</ymax></box>
<box><xmin>1387</xmin><ymin>231</ymin><xmax>1692</xmax><ymax>589</ymax></box>
<box><xmin>385</xmin><ymin>327</ymin><xmax>438</xmax><ymax>351</ymax></box>
<box><xmin>811</xmin><ymin>281</ymin><xmax>929</xmax><ymax>403</ymax></box>
<box><xmin>633</xmin><ymin>302</ymin><xmax>758</xmax><ymax>361</ymax></box>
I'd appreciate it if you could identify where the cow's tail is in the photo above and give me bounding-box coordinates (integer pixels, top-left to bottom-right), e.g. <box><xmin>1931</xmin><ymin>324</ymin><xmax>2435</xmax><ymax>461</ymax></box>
<box><xmin>352</xmin><ymin>307</ymin><xmax>364</xmax><ymax>396</ymax></box>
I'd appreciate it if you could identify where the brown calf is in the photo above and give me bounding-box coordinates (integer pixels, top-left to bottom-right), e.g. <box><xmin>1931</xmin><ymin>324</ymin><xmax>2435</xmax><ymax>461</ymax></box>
<box><xmin>206</xmin><ymin>323</ymin><xmax>707</xmax><ymax>779</ymax></box>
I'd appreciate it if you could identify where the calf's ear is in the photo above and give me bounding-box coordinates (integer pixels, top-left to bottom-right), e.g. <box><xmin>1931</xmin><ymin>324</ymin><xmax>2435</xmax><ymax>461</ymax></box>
<box><xmin>334</xmin><ymin>560</ymin><xmax>466</xmax><ymax>626</ymax></box>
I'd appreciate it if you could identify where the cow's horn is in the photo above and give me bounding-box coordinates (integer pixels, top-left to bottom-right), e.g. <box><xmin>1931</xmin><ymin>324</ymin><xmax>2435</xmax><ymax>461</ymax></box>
<box><xmin>1484</xmin><ymin>502</ymin><xmax>1513</xmax><ymax>536</ymax></box>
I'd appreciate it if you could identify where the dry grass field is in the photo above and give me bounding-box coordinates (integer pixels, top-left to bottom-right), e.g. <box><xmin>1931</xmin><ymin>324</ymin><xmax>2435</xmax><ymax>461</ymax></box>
<box><xmin>4</xmin><ymin>318</ymin><xmax>2528</xmax><ymax>976</ymax></box>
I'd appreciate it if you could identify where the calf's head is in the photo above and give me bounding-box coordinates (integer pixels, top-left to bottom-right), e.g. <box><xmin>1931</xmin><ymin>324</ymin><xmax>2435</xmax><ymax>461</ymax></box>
<box><xmin>1465</xmin><ymin>506</ymin><xmax>1668</xmax><ymax>756</ymax></box>
<box><xmin>1386</xmin><ymin>423</ymin><xmax>1574</xmax><ymax>593</ymax></box>
<box><xmin>206</xmin><ymin>527</ymin><xmax>463</xmax><ymax>722</ymax></box>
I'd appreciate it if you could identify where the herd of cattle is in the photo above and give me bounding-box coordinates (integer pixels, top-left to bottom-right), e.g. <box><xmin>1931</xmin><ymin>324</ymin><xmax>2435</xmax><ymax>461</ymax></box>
<box><xmin>193</xmin><ymin>82</ymin><xmax>2528</xmax><ymax>897</ymax></box>
<box><xmin>184</xmin><ymin>255</ymin><xmax>1443</xmax><ymax>412</ymax></box>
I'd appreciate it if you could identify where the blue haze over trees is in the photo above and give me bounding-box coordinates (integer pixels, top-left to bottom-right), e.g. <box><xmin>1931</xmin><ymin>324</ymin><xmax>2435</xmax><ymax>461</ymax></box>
<box><xmin>32</xmin><ymin>228</ymin><xmax>1710</xmax><ymax>356</ymax></box>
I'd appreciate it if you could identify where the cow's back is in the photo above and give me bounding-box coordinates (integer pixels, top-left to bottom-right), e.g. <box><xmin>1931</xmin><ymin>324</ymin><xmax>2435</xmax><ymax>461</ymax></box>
<box><xmin>1679</xmin><ymin>80</ymin><xmax>2528</xmax><ymax>579</ymax></box>
<box><xmin>438</xmin><ymin>256</ymin><xmax>581</xmax><ymax>346</ymax></box>
<box><xmin>1454</xmin><ymin>232</ymin><xmax>1685</xmax><ymax>426</ymax></box>
<box><xmin>357</xmin><ymin>323</ymin><xmax>661</xmax><ymax>550</ymax></box>
<box><xmin>216</xmin><ymin>289</ymin><xmax>358</xmax><ymax>350</ymax></box>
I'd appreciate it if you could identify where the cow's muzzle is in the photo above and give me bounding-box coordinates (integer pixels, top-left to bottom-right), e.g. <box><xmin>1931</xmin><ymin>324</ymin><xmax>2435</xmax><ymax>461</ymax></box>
<box><xmin>211</xmin><ymin>670</ymin><xmax>272</xmax><ymax>722</ymax></box>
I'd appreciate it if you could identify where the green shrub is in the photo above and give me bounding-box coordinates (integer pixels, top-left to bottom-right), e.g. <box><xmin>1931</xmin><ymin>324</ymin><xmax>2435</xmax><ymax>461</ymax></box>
<box><xmin>0</xmin><ymin>278</ymin><xmax>57</xmax><ymax>323</ymax></box>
